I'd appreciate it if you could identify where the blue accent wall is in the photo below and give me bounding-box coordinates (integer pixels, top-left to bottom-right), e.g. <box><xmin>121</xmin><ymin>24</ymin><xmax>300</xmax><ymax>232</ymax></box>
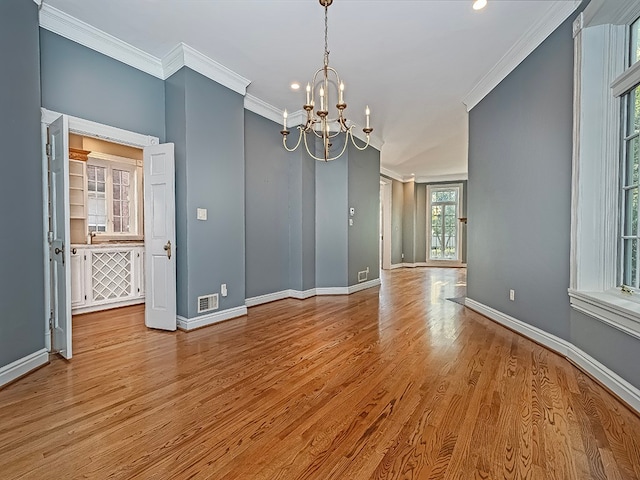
<box><xmin>40</xmin><ymin>30</ymin><xmax>165</xmax><ymax>141</ymax></box>
<box><xmin>0</xmin><ymin>0</ymin><xmax>45</xmax><ymax>367</ymax></box>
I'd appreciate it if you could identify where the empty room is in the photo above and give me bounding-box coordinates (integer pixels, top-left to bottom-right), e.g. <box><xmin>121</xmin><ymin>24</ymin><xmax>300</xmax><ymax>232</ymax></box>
<box><xmin>1</xmin><ymin>0</ymin><xmax>639</xmax><ymax>478</ymax></box>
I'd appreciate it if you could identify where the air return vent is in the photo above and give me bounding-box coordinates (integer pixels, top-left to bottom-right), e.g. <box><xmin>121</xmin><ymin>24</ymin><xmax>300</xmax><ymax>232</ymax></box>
<box><xmin>358</xmin><ymin>270</ymin><xmax>368</xmax><ymax>283</ymax></box>
<box><xmin>198</xmin><ymin>293</ymin><xmax>219</xmax><ymax>313</ymax></box>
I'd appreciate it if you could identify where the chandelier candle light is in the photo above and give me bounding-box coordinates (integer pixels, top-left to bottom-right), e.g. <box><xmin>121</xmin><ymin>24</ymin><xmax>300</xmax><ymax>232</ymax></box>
<box><xmin>281</xmin><ymin>0</ymin><xmax>373</xmax><ymax>162</ymax></box>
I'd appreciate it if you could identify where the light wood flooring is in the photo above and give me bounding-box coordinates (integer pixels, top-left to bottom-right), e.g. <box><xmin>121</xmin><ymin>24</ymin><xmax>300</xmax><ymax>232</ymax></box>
<box><xmin>1</xmin><ymin>268</ymin><xmax>639</xmax><ymax>479</ymax></box>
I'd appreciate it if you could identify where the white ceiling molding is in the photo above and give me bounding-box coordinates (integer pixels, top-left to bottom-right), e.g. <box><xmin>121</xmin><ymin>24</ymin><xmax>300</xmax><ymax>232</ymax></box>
<box><xmin>38</xmin><ymin>4</ymin><xmax>164</xmax><ymax>79</ymax></box>
<box><xmin>583</xmin><ymin>0</ymin><xmax>640</xmax><ymax>27</ymax></box>
<box><xmin>380</xmin><ymin>167</ymin><xmax>404</xmax><ymax>182</ymax></box>
<box><xmin>416</xmin><ymin>173</ymin><xmax>468</xmax><ymax>184</ymax></box>
<box><xmin>33</xmin><ymin>0</ymin><xmax>42</xmax><ymax>6</ymax></box>
<box><xmin>162</xmin><ymin>43</ymin><xmax>251</xmax><ymax>96</ymax></box>
<box><xmin>244</xmin><ymin>94</ymin><xmax>283</xmax><ymax>125</ymax></box>
<box><xmin>462</xmin><ymin>0</ymin><xmax>582</xmax><ymax>112</ymax></box>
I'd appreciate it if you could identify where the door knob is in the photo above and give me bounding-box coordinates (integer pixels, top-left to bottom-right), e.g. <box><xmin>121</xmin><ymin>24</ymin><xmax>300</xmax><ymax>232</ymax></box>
<box><xmin>164</xmin><ymin>240</ymin><xmax>172</xmax><ymax>260</ymax></box>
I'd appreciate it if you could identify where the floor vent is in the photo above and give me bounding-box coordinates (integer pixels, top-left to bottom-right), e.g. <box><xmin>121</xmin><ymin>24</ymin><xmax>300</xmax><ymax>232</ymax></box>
<box><xmin>198</xmin><ymin>293</ymin><xmax>219</xmax><ymax>313</ymax></box>
<box><xmin>358</xmin><ymin>270</ymin><xmax>368</xmax><ymax>283</ymax></box>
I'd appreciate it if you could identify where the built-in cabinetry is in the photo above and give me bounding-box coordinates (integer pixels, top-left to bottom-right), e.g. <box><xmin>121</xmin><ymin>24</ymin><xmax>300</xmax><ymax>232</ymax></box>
<box><xmin>69</xmin><ymin>149</ymin><xmax>90</xmax><ymax>245</ymax></box>
<box><xmin>70</xmin><ymin>243</ymin><xmax>144</xmax><ymax>314</ymax></box>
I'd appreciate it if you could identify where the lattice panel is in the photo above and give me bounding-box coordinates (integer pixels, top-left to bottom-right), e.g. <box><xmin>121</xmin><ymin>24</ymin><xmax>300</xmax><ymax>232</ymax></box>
<box><xmin>92</xmin><ymin>251</ymin><xmax>132</xmax><ymax>301</ymax></box>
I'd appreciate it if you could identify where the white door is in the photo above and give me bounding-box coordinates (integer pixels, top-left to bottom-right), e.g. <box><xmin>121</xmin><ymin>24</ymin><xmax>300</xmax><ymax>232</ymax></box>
<box><xmin>49</xmin><ymin>115</ymin><xmax>72</xmax><ymax>359</ymax></box>
<box><xmin>143</xmin><ymin>143</ymin><xmax>177</xmax><ymax>330</ymax></box>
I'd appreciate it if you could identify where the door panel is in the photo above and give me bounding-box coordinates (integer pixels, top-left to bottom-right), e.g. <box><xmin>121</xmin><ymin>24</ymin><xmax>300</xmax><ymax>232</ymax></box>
<box><xmin>49</xmin><ymin>115</ymin><xmax>72</xmax><ymax>359</ymax></box>
<box><xmin>143</xmin><ymin>143</ymin><xmax>176</xmax><ymax>331</ymax></box>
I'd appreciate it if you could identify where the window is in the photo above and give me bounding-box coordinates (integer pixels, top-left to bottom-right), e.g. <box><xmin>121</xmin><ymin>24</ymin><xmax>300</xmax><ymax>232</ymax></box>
<box><xmin>621</xmin><ymin>84</ymin><xmax>640</xmax><ymax>288</ymax></box>
<box><xmin>569</xmin><ymin>2</ymin><xmax>640</xmax><ymax>339</ymax></box>
<box><xmin>86</xmin><ymin>156</ymin><xmax>139</xmax><ymax>237</ymax></box>
<box><xmin>427</xmin><ymin>184</ymin><xmax>462</xmax><ymax>263</ymax></box>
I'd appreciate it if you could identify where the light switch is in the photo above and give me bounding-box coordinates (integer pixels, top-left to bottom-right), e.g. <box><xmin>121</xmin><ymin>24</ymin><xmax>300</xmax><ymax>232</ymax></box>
<box><xmin>197</xmin><ymin>208</ymin><xmax>207</xmax><ymax>221</ymax></box>
<box><xmin>349</xmin><ymin>218</ymin><xmax>354</xmax><ymax>226</ymax></box>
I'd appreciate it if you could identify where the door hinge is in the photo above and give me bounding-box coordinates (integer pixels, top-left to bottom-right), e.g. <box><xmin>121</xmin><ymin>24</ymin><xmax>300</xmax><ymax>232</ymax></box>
<box><xmin>84</xmin><ymin>254</ymin><xmax>87</xmax><ymax>261</ymax></box>
<box><xmin>48</xmin><ymin>315</ymin><xmax>53</xmax><ymax>330</ymax></box>
<box><xmin>47</xmin><ymin>231</ymin><xmax>54</xmax><ymax>244</ymax></box>
<box><xmin>84</xmin><ymin>295</ymin><xmax>87</xmax><ymax>300</ymax></box>
<box><xmin>46</xmin><ymin>143</ymin><xmax>52</xmax><ymax>157</ymax></box>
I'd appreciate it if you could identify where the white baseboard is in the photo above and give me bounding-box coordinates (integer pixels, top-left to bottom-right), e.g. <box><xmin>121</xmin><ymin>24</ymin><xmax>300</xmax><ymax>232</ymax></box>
<box><xmin>390</xmin><ymin>263</ymin><xmax>403</xmax><ymax>270</ymax></box>
<box><xmin>72</xmin><ymin>297</ymin><xmax>144</xmax><ymax>315</ymax></box>
<box><xmin>245</xmin><ymin>279</ymin><xmax>382</xmax><ymax>307</ymax></box>
<box><xmin>289</xmin><ymin>288</ymin><xmax>316</xmax><ymax>300</ymax></box>
<box><xmin>0</xmin><ymin>349</ymin><xmax>49</xmax><ymax>388</ymax></box>
<box><xmin>465</xmin><ymin>298</ymin><xmax>640</xmax><ymax>414</ymax></box>
<box><xmin>348</xmin><ymin>278</ymin><xmax>382</xmax><ymax>294</ymax></box>
<box><xmin>177</xmin><ymin>305</ymin><xmax>248</xmax><ymax>331</ymax></box>
<box><xmin>245</xmin><ymin>290</ymin><xmax>290</xmax><ymax>307</ymax></box>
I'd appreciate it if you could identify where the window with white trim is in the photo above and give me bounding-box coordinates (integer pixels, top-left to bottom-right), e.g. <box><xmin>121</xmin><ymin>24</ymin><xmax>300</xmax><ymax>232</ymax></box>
<box><xmin>427</xmin><ymin>183</ymin><xmax>463</xmax><ymax>263</ymax></box>
<box><xmin>569</xmin><ymin>1</ymin><xmax>640</xmax><ymax>339</ymax></box>
<box><xmin>86</xmin><ymin>156</ymin><xmax>140</xmax><ymax>236</ymax></box>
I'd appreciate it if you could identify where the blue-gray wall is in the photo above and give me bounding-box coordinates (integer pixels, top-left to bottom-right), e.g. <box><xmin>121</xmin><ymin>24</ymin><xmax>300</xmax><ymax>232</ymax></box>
<box><xmin>166</xmin><ymin>67</ymin><xmax>245</xmax><ymax>318</ymax></box>
<box><xmin>40</xmin><ymin>30</ymin><xmax>165</xmax><ymax>141</ymax></box>
<box><xmin>467</xmin><ymin>9</ymin><xmax>640</xmax><ymax>389</ymax></box>
<box><xmin>402</xmin><ymin>182</ymin><xmax>416</xmax><ymax>263</ymax></box>
<box><xmin>467</xmin><ymin>13</ymin><xmax>574</xmax><ymax>341</ymax></box>
<box><xmin>0</xmin><ymin>0</ymin><xmax>45</xmax><ymax>368</ymax></box>
<box><xmin>245</xmin><ymin>111</ymin><xmax>291</xmax><ymax>298</ymax></box>
<box><xmin>348</xmin><ymin>142</ymin><xmax>381</xmax><ymax>285</ymax></box>
<box><xmin>391</xmin><ymin>178</ymin><xmax>404</xmax><ymax>265</ymax></box>
<box><xmin>316</xmin><ymin>154</ymin><xmax>349</xmax><ymax>288</ymax></box>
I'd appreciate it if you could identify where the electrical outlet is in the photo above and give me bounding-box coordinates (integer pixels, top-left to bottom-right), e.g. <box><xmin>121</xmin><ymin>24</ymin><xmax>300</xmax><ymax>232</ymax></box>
<box><xmin>221</xmin><ymin>284</ymin><xmax>228</xmax><ymax>297</ymax></box>
<box><xmin>509</xmin><ymin>289</ymin><xmax>515</xmax><ymax>301</ymax></box>
<box><xmin>401</xmin><ymin>253</ymin><xmax>404</xmax><ymax>259</ymax></box>
<box><xmin>197</xmin><ymin>208</ymin><xmax>207</xmax><ymax>221</ymax></box>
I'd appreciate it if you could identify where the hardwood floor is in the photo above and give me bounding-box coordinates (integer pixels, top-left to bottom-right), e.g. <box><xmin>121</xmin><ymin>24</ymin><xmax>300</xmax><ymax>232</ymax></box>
<box><xmin>1</xmin><ymin>268</ymin><xmax>639</xmax><ymax>479</ymax></box>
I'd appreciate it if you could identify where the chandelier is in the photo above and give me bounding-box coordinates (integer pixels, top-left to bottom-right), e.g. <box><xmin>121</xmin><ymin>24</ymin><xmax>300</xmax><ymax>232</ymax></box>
<box><xmin>281</xmin><ymin>0</ymin><xmax>373</xmax><ymax>162</ymax></box>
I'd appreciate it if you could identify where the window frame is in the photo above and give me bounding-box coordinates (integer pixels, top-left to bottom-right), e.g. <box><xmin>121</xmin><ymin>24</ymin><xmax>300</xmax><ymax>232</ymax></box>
<box><xmin>86</xmin><ymin>153</ymin><xmax>143</xmax><ymax>241</ymax></box>
<box><xmin>569</xmin><ymin>0</ymin><xmax>640</xmax><ymax>340</ymax></box>
<box><xmin>426</xmin><ymin>183</ymin><xmax>463</xmax><ymax>265</ymax></box>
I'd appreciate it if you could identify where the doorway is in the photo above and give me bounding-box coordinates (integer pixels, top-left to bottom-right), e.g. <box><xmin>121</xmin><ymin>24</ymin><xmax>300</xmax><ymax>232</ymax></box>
<box><xmin>380</xmin><ymin>178</ymin><xmax>392</xmax><ymax>270</ymax></box>
<box><xmin>41</xmin><ymin>108</ymin><xmax>177</xmax><ymax>359</ymax></box>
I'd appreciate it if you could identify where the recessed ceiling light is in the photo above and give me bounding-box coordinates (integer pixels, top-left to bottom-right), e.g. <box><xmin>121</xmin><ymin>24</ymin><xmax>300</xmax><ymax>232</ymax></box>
<box><xmin>411</xmin><ymin>173</ymin><xmax>415</xmax><ymax>176</ymax></box>
<box><xmin>290</xmin><ymin>82</ymin><xmax>301</xmax><ymax>90</ymax></box>
<box><xmin>473</xmin><ymin>0</ymin><xmax>487</xmax><ymax>10</ymax></box>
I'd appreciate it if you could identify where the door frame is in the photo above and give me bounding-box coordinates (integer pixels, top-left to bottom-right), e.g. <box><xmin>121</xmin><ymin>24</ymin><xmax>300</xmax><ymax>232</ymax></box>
<box><xmin>425</xmin><ymin>182</ymin><xmax>464</xmax><ymax>267</ymax></box>
<box><xmin>40</xmin><ymin>108</ymin><xmax>160</xmax><ymax>351</ymax></box>
<box><xmin>380</xmin><ymin>177</ymin><xmax>392</xmax><ymax>270</ymax></box>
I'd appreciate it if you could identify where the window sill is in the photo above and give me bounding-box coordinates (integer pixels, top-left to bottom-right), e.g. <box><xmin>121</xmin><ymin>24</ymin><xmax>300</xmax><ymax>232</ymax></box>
<box><xmin>568</xmin><ymin>288</ymin><xmax>640</xmax><ymax>340</ymax></box>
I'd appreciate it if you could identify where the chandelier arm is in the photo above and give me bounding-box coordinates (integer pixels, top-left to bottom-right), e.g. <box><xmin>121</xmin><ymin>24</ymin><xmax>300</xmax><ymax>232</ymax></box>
<box><xmin>348</xmin><ymin>127</ymin><xmax>372</xmax><ymax>151</ymax></box>
<box><xmin>282</xmin><ymin>126</ymin><xmax>305</xmax><ymax>152</ymax></box>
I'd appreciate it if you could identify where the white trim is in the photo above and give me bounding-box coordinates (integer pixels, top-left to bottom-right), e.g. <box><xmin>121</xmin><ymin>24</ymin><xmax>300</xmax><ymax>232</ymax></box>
<box><xmin>289</xmin><ymin>288</ymin><xmax>317</xmax><ymax>300</ymax></box>
<box><xmin>33</xmin><ymin>0</ymin><xmax>42</xmax><ymax>6</ymax></box>
<box><xmin>87</xmin><ymin>151</ymin><xmax>139</xmax><ymax>166</ymax></box>
<box><xmin>162</xmin><ymin>43</ymin><xmax>251</xmax><ymax>96</ymax></box>
<box><xmin>583</xmin><ymin>0</ymin><xmax>640</xmax><ymax>28</ymax></box>
<box><xmin>569</xmin><ymin>289</ymin><xmax>640</xmax><ymax>340</ymax></box>
<box><xmin>380</xmin><ymin>179</ymin><xmax>392</xmax><ymax>270</ymax></box>
<box><xmin>390</xmin><ymin>263</ymin><xmax>404</xmax><ymax>270</ymax></box>
<box><xmin>380</xmin><ymin>167</ymin><xmax>403</xmax><ymax>182</ymax></box>
<box><xmin>463</xmin><ymin>0</ymin><xmax>582</xmax><ymax>112</ymax></box>
<box><xmin>0</xmin><ymin>349</ymin><xmax>49</xmax><ymax>388</ymax></box>
<box><xmin>416</xmin><ymin>173</ymin><xmax>468</xmax><ymax>184</ymax></box>
<box><xmin>244</xmin><ymin>94</ymin><xmax>283</xmax><ymax>125</ymax></box>
<box><xmin>611</xmin><ymin>60</ymin><xmax>640</xmax><ymax>98</ymax></box>
<box><xmin>73</xmin><ymin>298</ymin><xmax>144</xmax><ymax>315</ymax></box>
<box><xmin>38</xmin><ymin>4</ymin><xmax>164</xmax><ymax>79</ymax></box>
<box><xmin>41</xmin><ymin>108</ymin><xmax>159</xmax><ymax>147</ymax></box>
<box><xmin>177</xmin><ymin>306</ymin><xmax>248</xmax><ymax>331</ymax></box>
<box><xmin>245</xmin><ymin>280</ymin><xmax>381</xmax><ymax>307</ymax></box>
<box><xmin>245</xmin><ymin>290</ymin><xmax>291</xmax><ymax>307</ymax></box>
<box><xmin>465</xmin><ymin>298</ymin><xmax>640</xmax><ymax>414</ymax></box>
<box><xmin>348</xmin><ymin>278</ymin><xmax>381</xmax><ymax>294</ymax></box>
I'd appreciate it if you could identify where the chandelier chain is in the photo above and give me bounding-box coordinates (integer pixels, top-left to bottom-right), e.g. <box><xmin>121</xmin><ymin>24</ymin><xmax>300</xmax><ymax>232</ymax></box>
<box><xmin>324</xmin><ymin>3</ymin><xmax>329</xmax><ymax>68</ymax></box>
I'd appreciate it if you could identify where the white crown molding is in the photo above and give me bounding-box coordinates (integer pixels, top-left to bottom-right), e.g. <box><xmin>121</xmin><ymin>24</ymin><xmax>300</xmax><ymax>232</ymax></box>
<box><xmin>462</xmin><ymin>0</ymin><xmax>582</xmax><ymax>112</ymax></box>
<box><xmin>0</xmin><ymin>349</ymin><xmax>49</xmax><ymax>388</ymax></box>
<box><xmin>41</xmin><ymin>108</ymin><xmax>159</xmax><ymax>147</ymax></box>
<box><xmin>415</xmin><ymin>173</ymin><xmax>468</xmax><ymax>184</ymax></box>
<box><xmin>162</xmin><ymin>43</ymin><xmax>251</xmax><ymax>96</ymax></box>
<box><xmin>38</xmin><ymin>4</ymin><xmax>164</xmax><ymax>79</ymax></box>
<box><xmin>465</xmin><ymin>298</ymin><xmax>640</xmax><ymax>414</ymax></box>
<box><xmin>33</xmin><ymin>0</ymin><xmax>42</xmax><ymax>6</ymax></box>
<box><xmin>244</xmin><ymin>94</ymin><xmax>283</xmax><ymax>125</ymax></box>
<box><xmin>380</xmin><ymin>167</ymin><xmax>404</xmax><ymax>182</ymax></box>
<box><xmin>583</xmin><ymin>0</ymin><xmax>640</xmax><ymax>28</ymax></box>
<box><xmin>287</xmin><ymin>109</ymin><xmax>308</xmax><ymax>128</ymax></box>
<box><xmin>177</xmin><ymin>305</ymin><xmax>248</xmax><ymax>331</ymax></box>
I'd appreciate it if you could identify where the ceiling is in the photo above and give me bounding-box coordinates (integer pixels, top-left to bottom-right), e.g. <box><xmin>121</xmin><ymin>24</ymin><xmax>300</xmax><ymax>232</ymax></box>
<box><xmin>43</xmin><ymin>0</ymin><xmax>579</xmax><ymax>180</ymax></box>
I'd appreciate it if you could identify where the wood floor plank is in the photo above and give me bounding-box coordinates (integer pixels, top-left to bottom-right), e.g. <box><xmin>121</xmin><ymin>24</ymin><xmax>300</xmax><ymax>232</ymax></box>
<box><xmin>0</xmin><ymin>267</ymin><xmax>639</xmax><ymax>479</ymax></box>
